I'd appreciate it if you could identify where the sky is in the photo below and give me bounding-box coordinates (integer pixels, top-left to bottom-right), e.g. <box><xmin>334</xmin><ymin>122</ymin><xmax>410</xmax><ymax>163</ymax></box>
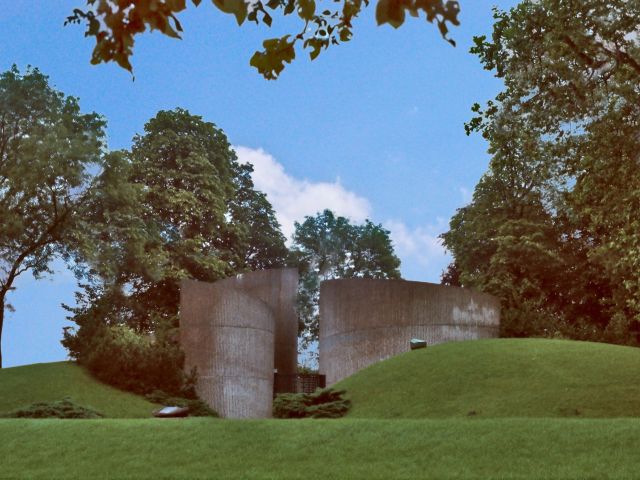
<box><xmin>0</xmin><ymin>0</ymin><xmax>518</xmax><ymax>368</ymax></box>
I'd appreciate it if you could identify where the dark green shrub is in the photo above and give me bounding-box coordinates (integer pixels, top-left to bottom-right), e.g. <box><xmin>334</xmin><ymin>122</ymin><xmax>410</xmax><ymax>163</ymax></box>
<box><xmin>273</xmin><ymin>388</ymin><xmax>351</xmax><ymax>419</ymax></box>
<box><xmin>65</xmin><ymin>323</ymin><xmax>196</xmax><ymax>398</ymax></box>
<box><xmin>273</xmin><ymin>393</ymin><xmax>308</xmax><ymax>418</ymax></box>
<box><xmin>5</xmin><ymin>398</ymin><xmax>104</xmax><ymax>419</ymax></box>
<box><xmin>145</xmin><ymin>390</ymin><xmax>218</xmax><ymax>417</ymax></box>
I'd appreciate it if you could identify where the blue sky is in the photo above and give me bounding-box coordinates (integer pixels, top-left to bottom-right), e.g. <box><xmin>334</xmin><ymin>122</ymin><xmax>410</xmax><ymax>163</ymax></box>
<box><xmin>1</xmin><ymin>0</ymin><xmax>517</xmax><ymax>367</ymax></box>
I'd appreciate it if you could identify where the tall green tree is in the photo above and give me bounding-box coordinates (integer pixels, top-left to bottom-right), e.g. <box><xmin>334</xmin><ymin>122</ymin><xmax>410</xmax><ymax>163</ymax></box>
<box><xmin>291</xmin><ymin>209</ymin><xmax>401</xmax><ymax>347</ymax></box>
<box><xmin>444</xmin><ymin>0</ymin><xmax>640</xmax><ymax>343</ymax></box>
<box><xmin>0</xmin><ymin>66</ymin><xmax>105</xmax><ymax>367</ymax></box>
<box><xmin>65</xmin><ymin>108</ymin><xmax>287</xmax><ymax>342</ymax></box>
<box><xmin>66</xmin><ymin>0</ymin><xmax>461</xmax><ymax>78</ymax></box>
<box><xmin>228</xmin><ymin>161</ymin><xmax>290</xmax><ymax>270</ymax></box>
<box><xmin>441</xmin><ymin>137</ymin><xmax>611</xmax><ymax>337</ymax></box>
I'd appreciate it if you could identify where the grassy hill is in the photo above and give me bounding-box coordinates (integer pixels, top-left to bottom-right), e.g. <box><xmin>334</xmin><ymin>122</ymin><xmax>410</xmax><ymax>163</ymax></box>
<box><xmin>3</xmin><ymin>339</ymin><xmax>639</xmax><ymax>420</ymax></box>
<box><xmin>1</xmin><ymin>339</ymin><xmax>640</xmax><ymax>478</ymax></box>
<box><xmin>336</xmin><ymin>338</ymin><xmax>640</xmax><ymax>418</ymax></box>
<box><xmin>0</xmin><ymin>362</ymin><xmax>158</xmax><ymax>418</ymax></box>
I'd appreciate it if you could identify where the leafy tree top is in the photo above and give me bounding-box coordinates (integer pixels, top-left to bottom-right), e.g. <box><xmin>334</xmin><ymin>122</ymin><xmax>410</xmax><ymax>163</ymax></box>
<box><xmin>444</xmin><ymin>0</ymin><xmax>640</xmax><ymax>342</ymax></box>
<box><xmin>291</xmin><ymin>209</ymin><xmax>400</xmax><ymax>345</ymax></box>
<box><xmin>0</xmin><ymin>65</ymin><xmax>105</xmax><ymax>367</ymax></box>
<box><xmin>68</xmin><ymin>107</ymin><xmax>288</xmax><ymax>333</ymax></box>
<box><xmin>466</xmin><ymin>0</ymin><xmax>640</xmax><ymax>140</ymax></box>
<box><xmin>66</xmin><ymin>0</ymin><xmax>461</xmax><ymax>78</ymax></box>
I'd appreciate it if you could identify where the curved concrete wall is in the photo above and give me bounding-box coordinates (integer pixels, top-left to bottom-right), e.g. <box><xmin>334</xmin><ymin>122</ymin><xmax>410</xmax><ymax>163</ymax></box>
<box><xmin>213</xmin><ymin>268</ymin><xmax>299</xmax><ymax>376</ymax></box>
<box><xmin>319</xmin><ymin>279</ymin><xmax>500</xmax><ymax>385</ymax></box>
<box><xmin>179</xmin><ymin>268</ymin><xmax>298</xmax><ymax>418</ymax></box>
<box><xmin>180</xmin><ymin>279</ymin><xmax>275</xmax><ymax>418</ymax></box>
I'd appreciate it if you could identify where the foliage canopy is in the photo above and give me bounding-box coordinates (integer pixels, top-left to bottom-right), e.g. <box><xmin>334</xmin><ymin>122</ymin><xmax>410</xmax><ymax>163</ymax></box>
<box><xmin>443</xmin><ymin>0</ymin><xmax>640</xmax><ymax>343</ymax></box>
<box><xmin>67</xmin><ymin>0</ymin><xmax>461</xmax><ymax>78</ymax></box>
<box><xmin>64</xmin><ymin>108</ymin><xmax>288</xmax><ymax>393</ymax></box>
<box><xmin>0</xmin><ymin>66</ymin><xmax>105</xmax><ymax>368</ymax></box>
<box><xmin>3</xmin><ymin>398</ymin><xmax>104</xmax><ymax>419</ymax></box>
<box><xmin>291</xmin><ymin>209</ymin><xmax>400</xmax><ymax>347</ymax></box>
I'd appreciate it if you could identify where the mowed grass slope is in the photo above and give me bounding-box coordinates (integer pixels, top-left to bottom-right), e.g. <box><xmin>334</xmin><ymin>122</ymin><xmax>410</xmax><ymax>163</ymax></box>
<box><xmin>2</xmin><ymin>339</ymin><xmax>640</xmax><ymax>478</ymax></box>
<box><xmin>2</xmin><ymin>418</ymin><xmax>640</xmax><ymax>479</ymax></box>
<box><xmin>0</xmin><ymin>362</ymin><xmax>158</xmax><ymax>418</ymax></box>
<box><xmin>336</xmin><ymin>338</ymin><xmax>640</xmax><ymax>418</ymax></box>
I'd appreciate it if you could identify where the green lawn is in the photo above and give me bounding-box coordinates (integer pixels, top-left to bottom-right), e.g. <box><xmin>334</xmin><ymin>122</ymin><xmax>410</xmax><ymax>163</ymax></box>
<box><xmin>1</xmin><ymin>417</ymin><xmax>640</xmax><ymax>479</ymax></box>
<box><xmin>0</xmin><ymin>362</ymin><xmax>159</xmax><ymax>418</ymax></box>
<box><xmin>2</xmin><ymin>339</ymin><xmax>640</xmax><ymax>479</ymax></box>
<box><xmin>337</xmin><ymin>338</ymin><xmax>640</xmax><ymax>418</ymax></box>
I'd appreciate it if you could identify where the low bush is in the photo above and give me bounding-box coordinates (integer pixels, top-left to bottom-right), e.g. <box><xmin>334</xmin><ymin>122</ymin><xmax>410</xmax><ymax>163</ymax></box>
<box><xmin>145</xmin><ymin>390</ymin><xmax>218</xmax><ymax>417</ymax></box>
<box><xmin>273</xmin><ymin>388</ymin><xmax>351</xmax><ymax>419</ymax></box>
<box><xmin>64</xmin><ymin>323</ymin><xmax>196</xmax><ymax>398</ymax></box>
<box><xmin>4</xmin><ymin>398</ymin><xmax>104</xmax><ymax>419</ymax></box>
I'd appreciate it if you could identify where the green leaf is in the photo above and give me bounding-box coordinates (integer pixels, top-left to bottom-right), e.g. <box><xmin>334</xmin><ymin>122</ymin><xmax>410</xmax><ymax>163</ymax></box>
<box><xmin>297</xmin><ymin>0</ymin><xmax>316</xmax><ymax>20</ymax></box>
<box><xmin>339</xmin><ymin>27</ymin><xmax>352</xmax><ymax>42</ymax></box>
<box><xmin>307</xmin><ymin>39</ymin><xmax>323</xmax><ymax>60</ymax></box>
<box><xmin>250</xmin><ymin>36</ymin><xmax>296</xmax><ymax>79</ymax></box>
<box><xmin>212</xmin><ymin>0</ymin><xmax>248</xmax><ymax>25</ymax></box>
<box><xmin>376</xmin><ymin>0</ymin><xmax>405</xmax><ymax>28</ymax></box>
<box><xmin>284</xmin><ymin>0</ymin><xmax>295</xmax><ymax>15</ymax></box>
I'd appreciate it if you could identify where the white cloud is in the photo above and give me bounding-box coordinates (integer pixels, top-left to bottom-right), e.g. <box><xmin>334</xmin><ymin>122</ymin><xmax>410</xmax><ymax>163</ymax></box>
<box><xmin>234</xmin><ymin>145</ymin><xmax>451</xmax><ymax>283</ymax></box>
<box><xmin>385</xmin><ymin>219</ymin><xmax>450</xmax><ymax>282</ymax></box>
<box><xmin>235</xmin><ymin>146</ymin><xmax>371</xmax><ymax>241</ymax></box>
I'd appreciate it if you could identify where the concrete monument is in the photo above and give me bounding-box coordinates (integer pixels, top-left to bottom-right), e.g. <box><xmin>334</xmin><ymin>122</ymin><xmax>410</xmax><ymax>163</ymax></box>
<box><xmin>180</xmin><ymin>270</ymin><xmax>500</xmax><ymax>418</ymax></box>
<box><xmin>180</xmin><ymin>268</ymin><xmax>298</xmax><ymax>418</ymax></box>
<box><xmin>319</xmin><ymin>279</ymin><xmax>500</xmax><ymax>385</ymax></box>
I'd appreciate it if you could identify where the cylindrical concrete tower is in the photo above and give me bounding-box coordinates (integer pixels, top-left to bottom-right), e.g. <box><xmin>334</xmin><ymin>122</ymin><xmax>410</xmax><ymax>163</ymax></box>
<box><xmin>180</xmin><ymin>279</ymin><xmax>276</xmax><ymax>418</ymax></box>
<box><xmin>319</xmin><ymin>279</ymin><xmax>500</xmax><ymax>385</ymax></box>
<box><xmin>179</xmin><ymin>268</ymin><xmax>299</xmax><ymax>418</ymax></box>
<box><xmin>214</xmin><ymin>268</ymin><xmax>299</xmax><ymax>376</ymax></box>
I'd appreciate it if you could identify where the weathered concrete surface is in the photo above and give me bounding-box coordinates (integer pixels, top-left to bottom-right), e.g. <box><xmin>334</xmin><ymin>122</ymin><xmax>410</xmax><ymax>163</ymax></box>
<box><xmin>213</xmin><ymin>268</ymin><xmax>299</xmax><ymax>376</ymax></box>
<box><xmin>180</xmin><ymin>280</ymin><xmax>275</xmax><ymax>418</ymax></box>
<box><xmin>180</xmin><ymin>269</ymin><xmax>298</xmax><ymax>418</ymax></box>
<box><xmin>319</xmin><ymin>279</ymin><xmax>500</xmax><ymax>385</ymax></box>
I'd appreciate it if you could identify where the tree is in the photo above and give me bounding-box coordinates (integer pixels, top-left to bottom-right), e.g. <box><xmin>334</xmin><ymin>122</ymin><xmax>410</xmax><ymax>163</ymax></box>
<box><xmin>441</xmin><ymin>144</ymin><xmax>611</xmax><ymax>338</ymax></box>
<box><xmin>444</xmin><ymin>0</ymin><xmax>640</xmax><ymax>343</ymax></box>
<box><xmin>443</xmin><ymin>112</ymin><xmax>579</xmax><ymax>337</ymax></box>
<box><xmin>66</xmin><ymin>0</ymin><xmax>461</xmax><ymax>78</ymax></box>
<box><xmin>228</xmin><ymin>161</ymin><xmax>289</xmax><ymax>270</ymax></box>
<box><xmin>290</xmin><ymin>209</ymin><xmax>400</xmax><ymax>348</ymax></box>
<box><xmin>0</xmin><ymin>66</ymin><xmax>105</xmax><ymax>367</ymax></box>
<box><xmin>64</xmin><ymin>108</ymin><xmax>288</xmax><ymax>353</ymax></box>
